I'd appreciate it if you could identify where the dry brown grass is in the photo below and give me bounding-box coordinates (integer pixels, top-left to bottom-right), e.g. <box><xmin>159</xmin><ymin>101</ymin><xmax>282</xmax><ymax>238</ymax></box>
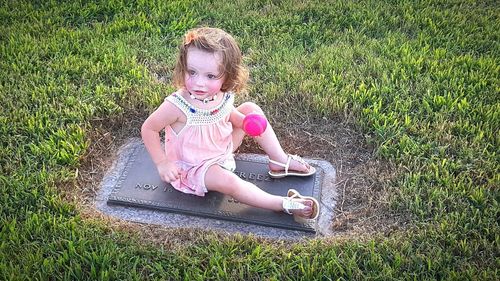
<box><xmin>255</xmin><ymin>112</ymin><xmax>405</xmax><ymax>237</ymax></box>
<box><xmin>67</xmin><ymin>103</ymin><xmax>406</xmax><ymax>246</ymax></box>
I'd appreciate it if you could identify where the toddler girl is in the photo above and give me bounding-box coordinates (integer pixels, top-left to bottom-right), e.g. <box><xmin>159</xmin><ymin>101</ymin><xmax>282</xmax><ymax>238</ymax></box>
<box><xmin>141</xmin><ymin>27</ymin><xmax>319</xmax><ymax>222</ymax></box>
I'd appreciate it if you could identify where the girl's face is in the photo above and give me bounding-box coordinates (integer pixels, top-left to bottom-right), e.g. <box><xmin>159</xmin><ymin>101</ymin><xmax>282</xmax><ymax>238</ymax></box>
<box><xmin>184</xmin><ymin>47</ymin><xmax>224</xmax><ymax>99</ymax></box>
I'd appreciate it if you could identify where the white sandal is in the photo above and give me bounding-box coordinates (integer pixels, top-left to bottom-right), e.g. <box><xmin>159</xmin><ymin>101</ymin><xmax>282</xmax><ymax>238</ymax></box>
<box><xmin>282</xmin><ymin>189</ymin><xmax>320</xmax><ymax>223</ymax></box>
<box><xmin>282</xmin><ymin>198</ymin><xmax>307</xmax><ymax>215</ymax></box>
<box><xmin>269</xmin><ymin>154</ymin><xmax>316</xmax><ymax>178</ymax></box>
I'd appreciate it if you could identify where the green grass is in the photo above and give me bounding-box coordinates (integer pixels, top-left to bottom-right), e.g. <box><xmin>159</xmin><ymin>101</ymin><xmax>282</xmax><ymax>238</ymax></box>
<box><xmin>1</xmin><ymin>0</ymin><xmax>498</xmax><ymax>280</ymax></box>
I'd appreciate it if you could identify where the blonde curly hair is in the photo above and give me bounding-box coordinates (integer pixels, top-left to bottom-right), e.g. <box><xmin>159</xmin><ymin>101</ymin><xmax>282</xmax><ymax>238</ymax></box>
<box><xmin>172</xmin><ymin>27</ymin><xmax>249</xmax><ymax>93</ymax></box>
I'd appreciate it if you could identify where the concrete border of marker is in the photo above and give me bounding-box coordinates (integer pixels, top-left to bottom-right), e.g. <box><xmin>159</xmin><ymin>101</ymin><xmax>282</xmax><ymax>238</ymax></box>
<box><xmin>95</xmin><ymin>138</ymin><xmax>337</xmax><ymax>239</ymax></box>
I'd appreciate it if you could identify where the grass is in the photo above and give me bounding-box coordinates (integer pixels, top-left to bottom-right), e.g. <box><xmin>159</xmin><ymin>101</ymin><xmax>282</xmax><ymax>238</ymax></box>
<box><xmin>1</xmin><ymin>0</ymin><xmax>498</xmax><ymax>280</ymax></box>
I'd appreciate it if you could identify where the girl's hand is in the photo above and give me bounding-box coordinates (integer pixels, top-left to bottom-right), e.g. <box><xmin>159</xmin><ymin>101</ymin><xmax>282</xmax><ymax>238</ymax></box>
<box><xmin>156</xmin><ymin>160</ymin><xmax>180</xmax><ymax>183</ymax></box>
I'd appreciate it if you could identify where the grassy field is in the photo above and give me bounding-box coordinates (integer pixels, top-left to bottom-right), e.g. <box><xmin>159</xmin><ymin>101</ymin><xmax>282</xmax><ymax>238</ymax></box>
<box><xmin>1</xmin><ymin>0</ymin><xmax>498</xmax><ymax>280</ymax></box>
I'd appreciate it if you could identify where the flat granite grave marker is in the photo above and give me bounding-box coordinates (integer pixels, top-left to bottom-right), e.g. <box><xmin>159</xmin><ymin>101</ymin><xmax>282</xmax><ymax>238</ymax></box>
<box><xmin>107</xmin><ymin>143</ymin><xmax>323</xmax><ymax>232</ymax></box>
<box><xmin>94</xmin><ymin>138</ymin><xmax>337</xmax><ymax>236</ymax></box>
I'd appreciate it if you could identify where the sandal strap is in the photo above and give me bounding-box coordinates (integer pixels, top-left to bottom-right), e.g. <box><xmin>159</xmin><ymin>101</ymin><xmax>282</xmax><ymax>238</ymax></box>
<box><xmin>289</xmin><ymin>154</ymin><xmax>306</xmax><ymax>166</ymax></box>
<box><xmin>268</xmin><ymin>158</ymin><xmax>287</xmax><ymax>168</ymax></box>
<box><xmin>269</xmin><ymin>154</ymin><xmax>299</xmax><ymax>174</ymax></box>
<box><xmin>282</xmin><ymin>197</ymin><xmax>306</xmax><ymax>215</ymax></box>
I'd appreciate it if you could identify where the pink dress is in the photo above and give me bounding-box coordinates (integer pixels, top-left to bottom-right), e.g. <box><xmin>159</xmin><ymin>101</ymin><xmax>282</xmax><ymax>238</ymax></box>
<box><xmin>163</xmin><ymin>92</ymin><xmax>236</xmax><ymax>196</ymax></box>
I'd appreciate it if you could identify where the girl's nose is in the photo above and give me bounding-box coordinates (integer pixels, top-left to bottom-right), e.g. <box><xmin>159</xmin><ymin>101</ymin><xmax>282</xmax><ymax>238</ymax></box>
<box><xmin>194</xmin><ymin>76</ymin><xmax>205</xmax><ymax>86</ymax></box>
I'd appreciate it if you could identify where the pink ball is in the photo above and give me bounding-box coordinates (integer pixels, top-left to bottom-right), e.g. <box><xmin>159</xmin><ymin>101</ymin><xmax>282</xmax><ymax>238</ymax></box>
<box><xmin>242</xmin><ymin>113</ymin><xmax>268</xmax><ymax>137</ymax></box>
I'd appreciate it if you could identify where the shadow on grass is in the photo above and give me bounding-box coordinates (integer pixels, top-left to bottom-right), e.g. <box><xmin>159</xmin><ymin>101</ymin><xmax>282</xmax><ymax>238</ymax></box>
<box><xmin>69</xmin><ymin>104</ymin><xmax>404</xmax><ymax>244</ymax></box>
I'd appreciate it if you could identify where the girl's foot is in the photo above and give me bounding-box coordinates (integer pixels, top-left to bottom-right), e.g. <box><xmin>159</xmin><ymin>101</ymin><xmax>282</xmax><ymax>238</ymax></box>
<box><xmin>282</xmin><ymin>189</ymin><xmax>320</xmax><ymax>223</ymax></box>
<box><xmin>282</xmin><ymin>197</ymin><xmax>314</xmax><ymax>218</ymax></box>
<box><xmin>268</xmin><ymin>154</ymin><xmax>316</xmax><ymax>178</ymax></box>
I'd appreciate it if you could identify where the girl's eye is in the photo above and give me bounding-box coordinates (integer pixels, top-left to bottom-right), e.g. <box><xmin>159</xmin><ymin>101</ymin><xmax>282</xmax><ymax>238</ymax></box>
<box><xmin>208</xmin><ymin>74</ymin><xmax>216</xmax><ymax>79</ymax></box>
<box><xmin>188</xmin><ymin>70</ymin><xmax>196</xmax><ymax>76</ymax></box>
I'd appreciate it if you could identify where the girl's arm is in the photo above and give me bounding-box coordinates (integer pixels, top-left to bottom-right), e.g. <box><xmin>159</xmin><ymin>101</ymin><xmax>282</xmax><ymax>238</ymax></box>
<box><xmin>141</xmin><ymin>99</ymin><xmax>180</xmax><ymax>165</ymax></box>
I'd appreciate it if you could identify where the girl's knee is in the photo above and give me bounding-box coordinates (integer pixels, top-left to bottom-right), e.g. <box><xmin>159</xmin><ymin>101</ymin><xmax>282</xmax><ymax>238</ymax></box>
<box><xmin>237</xmin><ymin>102</ymin><xmax>263</xmax><ymax>115</ymax></box>
<box><xmin>229</xmin><ymin>173</ymin><xmax>247</xmax><ymax>188</ymax></box>
<box><xmin>206</xmin><ymin>168</ymin><xmax>243</xmax><ymax>195</ymax></box>
<box><xmin>219</xmin><ymin>175</ymin><xmax>246</xmax><ymax>196</ymax></box>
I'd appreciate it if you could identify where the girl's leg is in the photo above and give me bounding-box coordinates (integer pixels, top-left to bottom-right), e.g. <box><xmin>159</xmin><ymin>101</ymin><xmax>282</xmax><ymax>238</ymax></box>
<box><xmin>204</xmin><ymin>165</ymin><xmax>313</xmax><ymax>217</ymax></box>
<box><xmin>232</xmin><ymin>102</ymin><xmax>311</xmax><ymax>173</ymax></box>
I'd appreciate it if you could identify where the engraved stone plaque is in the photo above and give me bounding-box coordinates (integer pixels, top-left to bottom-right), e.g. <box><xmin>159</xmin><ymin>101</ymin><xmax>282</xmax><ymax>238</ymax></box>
<box><xmin>107</xmin><ymin>144</ymin><xmax>322</xmax><ymax>232</ymax></box>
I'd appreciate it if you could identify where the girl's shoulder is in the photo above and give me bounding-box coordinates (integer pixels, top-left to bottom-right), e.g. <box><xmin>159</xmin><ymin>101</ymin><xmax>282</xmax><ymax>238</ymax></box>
<box><xmin>171</xmin><ymin>88</ymin><xmax>190</xmax><ymax>99</ymax></box>
<box><xmin>164</xmin><ymin>89</ymin><xmax>196</xmax><ymax>117</ymax></box>
<box><xmin>165</xmin><ymin>89</ymin><xmax>188</xmax><ymax>102</ymax></box>
<box><xmin>161</xmin><ymin>91</ymin><xmax>185</xmax><ymax>113</ymax></box>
